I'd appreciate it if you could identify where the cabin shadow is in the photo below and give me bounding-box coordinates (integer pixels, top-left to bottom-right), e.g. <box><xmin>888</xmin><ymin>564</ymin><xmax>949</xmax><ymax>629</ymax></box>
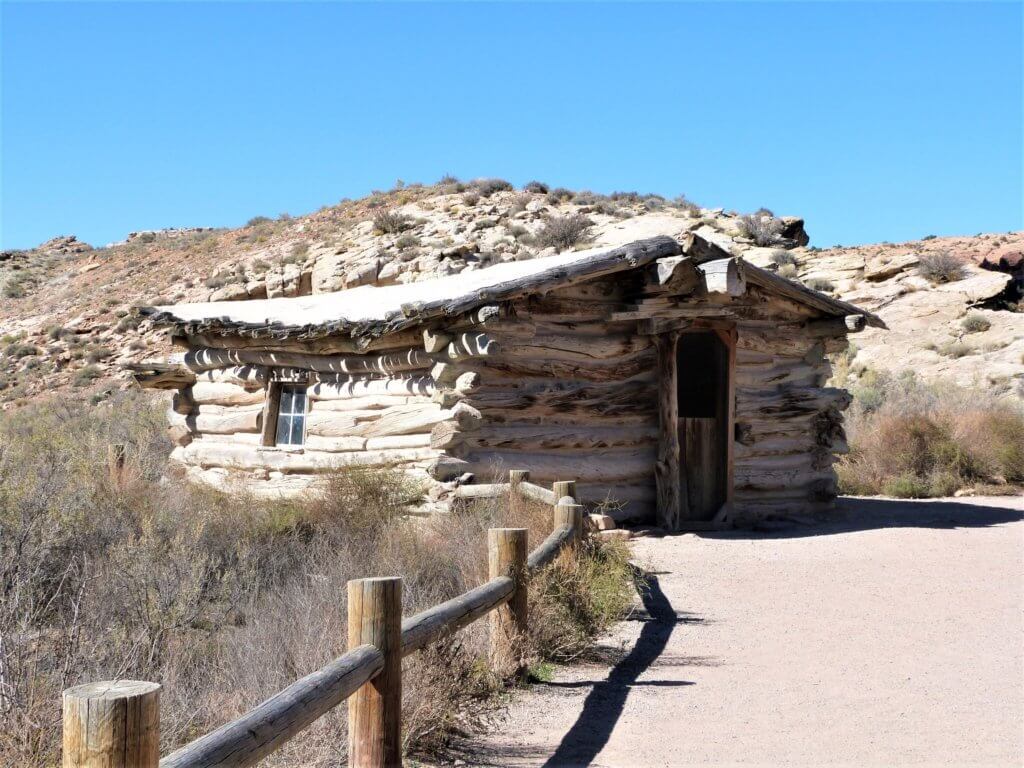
<box><xmin>693</xmin><ymin>496</ymin><xmax>1023</xmax><ymax>541</ymax></box>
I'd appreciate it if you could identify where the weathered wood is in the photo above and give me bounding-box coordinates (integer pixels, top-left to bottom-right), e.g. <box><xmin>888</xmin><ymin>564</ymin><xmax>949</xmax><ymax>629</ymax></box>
<box><xmin>307</xmin><ymin>377</ymin><xmax>436</xmax><ymax>400</ymax></box>
<box><xmin>454</xmin><ymin>449</ymin><xmax>655</xmax><ymax>483</ymax></box>
<box><xmin>422</xmin><ymin>328</ymin><xmax>452</xmax><ymax>354</ymax></box>
<box><xmin>400</xmin><ymin>576</ymin><xmax>514</xmax><ymax>656</ymax></box>
<box><xmin>63</xmin><ymin>680</ymin><xmax>160</xmax><ymax>768</ymax></box>
<box><xmin>189</xmin><ymin>405</ymin><xmax>262</xmax><ymax>435</ymax></box>
<box><xmin>526</xmin><ymin>526</ymin><xmax>574</xmax><ymax>570</ymax></box>
<box><xmin>516</xmin><ymin>481</ymin><xmax>557</xmax><ymax>506</ymax></box>
<box><xmin>348</xmin><ymin>577</ymin><xmax>402</xmax><ymax>768</ymax></box>
<box><xmin>554</xmin><ymin>497</ymin><xmax>585</xmax><ymax>544</ymax></box>
<box><xmin>311</xmin><ymin>394</ymin><xmax>421</xmax><ymax>411</ymax></box>
<box><xmin>127</xmin><ymin>362</ymin><xmax>197</xmax><ymax>389</ymax></box>
<box><xmin>699</xmin><ymin>258</ymin><xmax>746</xmax><ymax>297</ymax></box>
<box><xmin>552</xmin><ymin>480</ymin><xmax>578</xmax><ymax>503</ymax></box>
<box><xmin>652</xmin><ymin>255</ymin><xmax>702</xmax><ymax>293</ymax></box>
<box><xmin>805</xmin><ymin>314</ymin><xmax>867</xmax><ymax>337</ymax></box>
<box><xmin>183</xmin><ymin>329</ymin><xmax>424</xmax><ymax>355</ymax></box>
<box><xmin>488</xmin><ymin>528</ymin><xmax>528</xmax><ymax>678</ymax></box>
<box><xmin>508</xmin><ymin>469</ymin><xmax>530</xmax><ymax>486</ymax></box>
<box><xmin>179</xmin><ymin>441</ymin><xmax>439</xmax><ymax>473</ymax></box>
<box><xmin>159</xmin><ymin>647</ymin><xmax>382</xmax><ymax>768</ymax></box>
<box><xmin>453</xmin><ymin>483</ymin><xmax>510</xmax><ymax>500</ymax></box>
<box><xmin>682</xmin><ymin>228</ymin><xmax>735</xmax><ymax>263</ymax></box>
<box><xmin>457</xmin><ymin>425</ymin><xmax>658</xmax><ymax>452</ymax></box>
<box><xmin>174</xmin><ymin>347</ymin><xmax>432</xmax><ymax>376</ymax></box>
<box><xmin>655</xmin><ymin>333</ymin><xmax>682</xmax><ymax>530</ymax></box>
<box><xmin>191</xmin><ymin>382</ymin><xmax>265</xmax><ymax>406</ymax></box>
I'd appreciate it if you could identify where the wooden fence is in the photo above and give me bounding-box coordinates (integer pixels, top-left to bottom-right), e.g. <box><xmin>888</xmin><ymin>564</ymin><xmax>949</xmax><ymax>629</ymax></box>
<box><xmin>61</xmin><ymin>471</ymin><xmax>585</xmax><ymax>768</ymax></box>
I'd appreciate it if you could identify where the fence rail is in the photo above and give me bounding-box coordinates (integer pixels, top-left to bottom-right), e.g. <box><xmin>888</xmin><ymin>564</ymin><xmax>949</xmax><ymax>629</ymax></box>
<box><xmin>62</xmin><ymin>471</ymin><xmax>585</xmax><ymax>768</ymax></box>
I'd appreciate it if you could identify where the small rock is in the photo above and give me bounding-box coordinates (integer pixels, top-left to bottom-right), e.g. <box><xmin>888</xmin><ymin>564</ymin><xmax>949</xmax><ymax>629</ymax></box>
<box><xmin>598</xmin><ymin>529</ymin><xmax>632</xmax><ymax>542</ymax></box>
<box><xmin>587</xmin><ymin>513</ymin><xmax>616</xmax><ymax>531</ymax></box>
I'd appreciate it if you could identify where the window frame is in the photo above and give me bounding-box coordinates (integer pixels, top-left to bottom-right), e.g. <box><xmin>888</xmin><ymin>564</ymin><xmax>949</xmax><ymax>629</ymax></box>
<box><xmin>261</xmin><ymin>371</ymin><xmax>310</xmax><ymax>448</ymax></box>
<box><xmin>275</xmin><ymin>383</ymin><xmax>308</xmax><ymax>447</ymax></box>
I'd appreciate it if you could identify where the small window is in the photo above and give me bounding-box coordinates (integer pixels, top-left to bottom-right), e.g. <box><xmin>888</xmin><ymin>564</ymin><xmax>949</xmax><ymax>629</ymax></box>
<box><xmin>275</xmin><ymin>384</ymin><xmax>307</xmax><ymax>446</ymax></box>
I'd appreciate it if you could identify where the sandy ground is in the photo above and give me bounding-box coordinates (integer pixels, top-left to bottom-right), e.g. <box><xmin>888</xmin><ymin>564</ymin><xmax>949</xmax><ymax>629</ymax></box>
<box><xmin>464</xmin><ymin>496</ymin><xmax>1024</xmax><ymax>768</ymax></box>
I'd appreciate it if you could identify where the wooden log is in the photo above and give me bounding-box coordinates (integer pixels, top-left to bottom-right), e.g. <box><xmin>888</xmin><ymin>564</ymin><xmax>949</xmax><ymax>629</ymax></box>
<box><xmin>805</xmin><ymin>314</ymin><xmax>867</xmax><ymax>337</ymax></box>
<box><xmin>508</xmin><ymin>469</ymin><xmax>530</xmax><ymax>486</ymax></box>
<box><xmin>651</xmin><ymin>255</ymin><xmax>701</xmax><ymax>292</ymax></box>
<box><xmin>400</xmin><ymin>576</ymin><xmax>514</xmax><ymax>656</ymax></box>
<box><xmin>457</xmin><ymin>425</ymin><xmax>657</xmax><ymax>452</ymax></box>
<box><xmin>444</xmin><ymin>332</ymin><xmax>499</xmax><ymax>360</ymax></box>
<box><xmin>462</xmin><ymin>379</ymin><xmax>657</xmax><ymax>416</ymax></box>
<box><xmin>174</xmin><ymin>347</ymin><xmax>432</xmax><ymax>376</ymax></box>
<box><xmin>422</xmin><ymin>328</ymin><xmax>452</xmax><ymax>354</ymax></box>
<box><xmin>307</xmin><ymin>377</ymin><xmax>436</xmax><ymax>400</ymax></box>
<box><xmin>699</xmin><ymin>258</ymin><xmax>746</xmax><ymax>297</ymax></box>
<box><xmin>62</xmin><ymin>680</ymin><xmax>160</xmax><ymax>768</ymax></box>
<box><xmin>455</xmin><ymin>448</ymin><xmax>655</xmax><ymax>484</ymax></box>
<box><xmin>306</xmin><ymin>404</ymin><xmax>454</xmax><ymax>439</ymax></box>
<box><xmin>453</xmin><ymin>483</ymin><xmax>510</xmax><ymax>500</ymax></box>
<box><xmin>555</xmin><ymin>497</ymin><xmax>584</xmax><ymax>544</ymax></box>
<box><xmin>348</xmin><ymin>577</ymin><xmax>402</xmax><ymax>768</ymax></box>
<box><xmin>191</xmin><ymin>382</ymin><xmax>265</xmax><ymax>406</ymax></box>
<box><xmin>516</xmin><ymin>481</ymin><xmax>557</xmax><ymax>506</ymax></box>
<box><xmin>195</xmin><ymin>365</ymin><xmax>269</xmax><ymax>389</ymax></box>
<box><xmin>183</xmin><ymin>329</ymin><xmax>424</xmax><ymax>355</ymax></box>
<box><xmin>302</xmin><ymin>435</ymin><xmax>369</xmax><ymax>452</ymax></box>
<box><xmin>526</xmin><ymin>526</ymin><xmax>574</xmax><ymax>571</ymax></box>
<box><xmin>682</xmin><ymin>228</ymin><xmax>735</xmax><ymax>263</ymax></box>
<box><xmin>309</xmin><ymin>395</ymin><xmax>419</xmax><ymax>412</ymax></box>
<box><xmin>178</xmin><ymin>441</ymin><xmax>439</xmax><ymax>473</ymax></box>
<box><xmin>488</xmin><ymin>528</ymin><xmax>528</xmax><ymax>678</ymax></box>
<box><xmin>172</xmin><ymin>387</ymin><xmax>195</xmax><ymax>414</ymax></box>
<box><xmin>159</xmin><ymin>647</ymin><xmax>382</xmax><ymax>768</ymax></box>
<box><xmin>552</xmin><ymin>480</ymin><xmax>577</xmax><ymax>503</ymax></box>
<box><xmin>127</xmin><ymin>362</ymin><xmax>196</xmax><ymax>390</ymax></box>
<box><xmin>191</xmin><ymin>404</ymin><xmax>263</xmax><ymax>435</ymax></box>
<box><xmin>365</xmin><ymin>434</ymin><xmax>432</xmax><ymax>450</ymax></box>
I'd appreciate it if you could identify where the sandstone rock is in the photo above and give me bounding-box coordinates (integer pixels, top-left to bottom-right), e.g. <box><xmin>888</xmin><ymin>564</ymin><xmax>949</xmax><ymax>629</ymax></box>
<box><xmin>210</xmin><ymin>282</ymin><xmax>250</xmax><ymax>302</ymax></box>
<box><xmin>865</xmin><ymin>252</ymin><xmax>919</xmax><ymax>281</ymax></box>
<box><xmin>344</xmin><ymin>260</ymin><xmax>379</xmax><ymax>289</ymax></box>
<box><xmin>587</xmin><ymin>513</ymin><xmax>616</xmax><ymax>531</ymax></box>
<box><xmin>598</xmin><ymin>529</ymin><xmax>632</xmax><ymax>542</ymax></box>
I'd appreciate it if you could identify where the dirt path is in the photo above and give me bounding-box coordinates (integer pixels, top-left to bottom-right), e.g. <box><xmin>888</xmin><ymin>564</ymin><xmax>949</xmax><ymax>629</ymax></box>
<box><xmin>466</xmin><ymin>497</ymin><xmax>1024</xmax><ymax>767</ymax></box>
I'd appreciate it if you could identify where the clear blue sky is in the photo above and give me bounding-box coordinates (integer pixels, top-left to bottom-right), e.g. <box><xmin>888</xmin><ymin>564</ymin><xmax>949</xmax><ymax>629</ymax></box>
<box><xmin>2</xmin><ymin>2</ymin><xmax>1021</xmax><ymax>250</ymax></box>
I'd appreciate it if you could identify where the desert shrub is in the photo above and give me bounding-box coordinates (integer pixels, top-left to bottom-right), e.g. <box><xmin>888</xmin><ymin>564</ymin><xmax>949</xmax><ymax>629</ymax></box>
<box><xmin>472</xmin><ymin>178</ymin><xmax>513</xmax><ymax>197</ymax></box>
<box><xmin>771</xmin><ymin>249</ymin><xmax>797</xmax><ymax>266</ymax></box>
<box><xmin>805</xmin><ymin>278</ymin><xmax>835</xmax><ymax>293</ymax></box>
<box><xmin>246</xmin><ymin>215</ymin><xmax>272</xmax><ymax>227</ymax></box>
<box><xmin>372</xmin><ymin>208</ymin><xmax>411</xmax><ymax>234</ymax></box>
<box><xmin>536</xmin><ymin>214</ymin><xmax>593</xmax><ymax>252</ymax></box>
<box><xmin>85</xmin><ymin>346</ymin><xmax>112</xmax><ymax>363</ymax></box>
<box><xmin>5</xmin><ymin>342</ymin><xmax>39</xmax><ymax>359</ymax></box>
<box><xmin>290</xmin><ymin>241</ymin><xmax>309</xmax><ymax>258</ymax></box>
<box><xmin>396</xmin><ymin>234</ymin><xmax>420</xmax><ymax>250</ymax></box>
<box><xmin>918</xmin><ymin>251</ymin><xmax>966</xmax><ymax>283</ymax></box>
<box><xmin>3</xmin><ymin>276</ymin><xmax>27</xmax><ymax>298</ymax></box>
<box><xmin>737</xmin><ymin>212</ymin><xmax>784</xmax><ymax>246</ymax></box>
<box><xmin>960</xmin><ymin>313</ymin><xmax>991</xmax><ymax>333</ymax></box>
<box><xmin>1</xmin><ymin>395</ymin><xmax>635</xmax><ymax>766</ymax></box>
<box><xmin>938</xmin><ymin>341</ymin><xmax>974</xmax><ymax>358</ymax></box>
<box><xmin>461</xmin><ymin>192</ymin><xmax>480</xmax><ymax>207</ymax></box>
<box><xmin>672</xmin><ymin>195</ymin><xmax>701</xmax><ymax>216</ymax></box>
<box><xmin>837</xmin><ymin>374</ymin><xmax>1024</xmax><ymax>497</ymax></box>
<box><xmin>777</xmin><ymin>263</ymin><xmax>799</xmax><ymax>279</ymax></box>
<box><xmin>523</xmin><ymin>180</ymin><xmax>549</xmax><ymax>194</ymax></box>
<box><xmin>545</xmin><ymin>187</ymin><xmax>574</xmax><ymax>204</ymax></box>
<box><xmin>71</xmin><ymin>364</ymin><xmax>102</xmax><ymax>386</ymax></box>
<box><xmin>203</xmin><ymin>274</ymin><xmax>231</xmax><ymax>289</ymax></box>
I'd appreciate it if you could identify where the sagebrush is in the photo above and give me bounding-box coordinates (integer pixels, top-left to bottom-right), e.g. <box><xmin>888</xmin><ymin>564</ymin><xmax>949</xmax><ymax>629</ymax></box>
<box><xmin>0</xmin><ymin>393</ymin><xmax>634</xmax><ymax>766</ymax></box>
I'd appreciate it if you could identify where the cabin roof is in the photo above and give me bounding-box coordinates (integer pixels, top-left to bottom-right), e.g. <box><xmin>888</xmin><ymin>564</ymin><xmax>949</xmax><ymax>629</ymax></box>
<box><xmin>138</xmin><ymin>235</ymin><xmax>884</xmax><ymax>342</ymax></box>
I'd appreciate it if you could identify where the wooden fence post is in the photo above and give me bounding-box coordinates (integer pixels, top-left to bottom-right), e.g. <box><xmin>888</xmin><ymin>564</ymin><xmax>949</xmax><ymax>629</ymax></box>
<box><xmin>62</xmin><ymin>680</ymin><xmax>160</xmax><ymax>768</ymax></box>
<box><xmin>555</xmin><ymin>497</ymin><xmax>585</xmax><ymax>544</ymax></box>
<box><xmin>508</xmin><ymin>469</ymin><xmax>529</xmax><ymax>516</ymax></box>
<box><xmin>348</xmin><ymin>577</ymin><xmax>402</xmax><ymax>768</ymax></box>
<box><xmin>552</xmin><ymin>479</ymin><xmax>577</xmax><ymax>503</ymax></box>
<box><xmin>488</xmin><ymin>528</ymin><xmax>528</xmax><ymax>678</ymax></box>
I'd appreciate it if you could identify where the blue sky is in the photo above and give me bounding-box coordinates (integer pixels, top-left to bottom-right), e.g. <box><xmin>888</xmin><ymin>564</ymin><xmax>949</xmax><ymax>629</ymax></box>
<box><xmin>2</xmin><ymin>2</ymin><xmax>1021</xmax><ymax>250</ymax></box>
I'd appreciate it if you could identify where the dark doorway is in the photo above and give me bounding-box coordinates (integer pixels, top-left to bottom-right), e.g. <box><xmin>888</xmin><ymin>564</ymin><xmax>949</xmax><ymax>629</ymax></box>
<box><xmin>656</xmin><ymin>329</ymin><xmax>732</xmax><ymax>529</ymax></box>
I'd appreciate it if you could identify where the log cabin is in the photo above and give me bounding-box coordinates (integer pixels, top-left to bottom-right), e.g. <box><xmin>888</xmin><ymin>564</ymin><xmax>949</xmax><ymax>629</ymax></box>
<box><xmin>132</xmin><ymin>233</ymin><xmax>884</xmax><ymax>530</ymax></box>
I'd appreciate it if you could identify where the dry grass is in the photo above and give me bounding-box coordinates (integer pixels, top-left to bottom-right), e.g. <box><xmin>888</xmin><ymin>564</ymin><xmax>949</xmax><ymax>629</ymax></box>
<box><xmin>536</xmin><ymin>214</ymin><xmax>594</xmax><ymax>252</ymax></box>
<box><xmin>918</xmin><ymin>250</ymin><xmax>966</xmax><ymax>283</ymax></box>
<box><xmin>837</xmin><ymin>372</ymin><xmax>1024</xmax><ymax>497</ymax></box>
<box><xmin>0</xmin><ymin>393</ymin><xmax>634</xmax><ymax>766</ymax></box>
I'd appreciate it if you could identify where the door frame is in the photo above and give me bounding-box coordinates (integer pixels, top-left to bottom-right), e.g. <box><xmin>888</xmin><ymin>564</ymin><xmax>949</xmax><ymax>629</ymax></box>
<box><xmin>654</xmin><ymin>322</ymin><xmax>736</xmax><ymax>530</ymax></box>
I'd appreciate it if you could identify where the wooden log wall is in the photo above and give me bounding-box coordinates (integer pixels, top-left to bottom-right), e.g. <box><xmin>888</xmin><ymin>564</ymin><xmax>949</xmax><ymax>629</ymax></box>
<box><xmin>159</xmin><ymin>264</ymin><xmax>856</xmax><ymax>521</ymax></box>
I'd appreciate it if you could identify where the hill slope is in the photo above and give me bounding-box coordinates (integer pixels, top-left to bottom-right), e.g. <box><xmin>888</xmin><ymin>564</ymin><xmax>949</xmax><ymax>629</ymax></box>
<box><xmin>2</xmin><ymin>180</ymin><xmax>1021</xmax><ymax>407</ymax></box>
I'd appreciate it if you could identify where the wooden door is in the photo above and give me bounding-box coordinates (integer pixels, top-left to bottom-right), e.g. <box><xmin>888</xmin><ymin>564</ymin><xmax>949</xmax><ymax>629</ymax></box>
<box><xmin>656</xmin><ymin>328</ymin><xmax>734</xmax><ymax>530</ymax></box>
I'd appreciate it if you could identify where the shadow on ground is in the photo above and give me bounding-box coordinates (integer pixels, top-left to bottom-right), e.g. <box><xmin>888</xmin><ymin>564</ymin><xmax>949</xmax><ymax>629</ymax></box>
<box><xmin>697</xmin><ymin>496</ymin><xmax>1024</xmax><ymax>541</ymax></box>
<box><xmin>536</xmin><ymin>569</ymin><xmax>693</xmax><ymax>768</ymax></box>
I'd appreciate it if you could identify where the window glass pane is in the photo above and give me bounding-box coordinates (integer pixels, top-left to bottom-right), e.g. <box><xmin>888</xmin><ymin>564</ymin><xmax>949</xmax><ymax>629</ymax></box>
<box><xmin>291</xmin><ymin>388</ymin><xmax>306</xmax><ymax>414</ymax></box>
<box><xmin>290</xmin><ymin>414</ymin><xmax>305</xmax><ymax>445</ymax></box>
<box><xmin>279</xmin><ymin>388</ymin><xmax>293</xmax><ymax>414</ymax></box>
<box><xmin>277</xmin><ymin>413</ymin><xmax>292</xmax><ymax>445</ymax></box>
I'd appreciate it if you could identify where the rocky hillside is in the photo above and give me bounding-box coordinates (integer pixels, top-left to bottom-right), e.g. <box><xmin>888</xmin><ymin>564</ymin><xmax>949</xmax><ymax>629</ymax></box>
<box><xmin>1</xmin><ymin>179</ymin><xmax>1021</xmax><ymax>408</ymax></box>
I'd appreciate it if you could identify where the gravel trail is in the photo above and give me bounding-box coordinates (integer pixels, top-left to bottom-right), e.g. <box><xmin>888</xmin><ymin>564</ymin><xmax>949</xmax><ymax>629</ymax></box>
<box><xmin>465</xmin><ymin>496</ymin><xmax>1024</xmax><ymax>767</ymax></box>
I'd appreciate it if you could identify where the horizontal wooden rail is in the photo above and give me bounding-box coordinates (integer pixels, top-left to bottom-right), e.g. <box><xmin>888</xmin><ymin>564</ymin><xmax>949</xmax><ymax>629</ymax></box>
<box><xmin>160</xmin><ymin>645</ymin><xmax>384</xmax><ymax>768</ymax></box>
<box><xmin>401</xmin><ymin>576</ymin><xmax>514</xmax><ymax>656</ymax></box>
<box><xmin>527</xmin><ymin>525</ymin><xmax>574</xmax><ymax>571</ymax></box>
<box><xmin>66</xmin><ymin>471</ymin><xmax>587</xmax><ymax>768</ymax></box>
<box><xmin>517</xmin><ymin>480</ymin><xmax>557</xmax><ymax>506</ymax></box>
